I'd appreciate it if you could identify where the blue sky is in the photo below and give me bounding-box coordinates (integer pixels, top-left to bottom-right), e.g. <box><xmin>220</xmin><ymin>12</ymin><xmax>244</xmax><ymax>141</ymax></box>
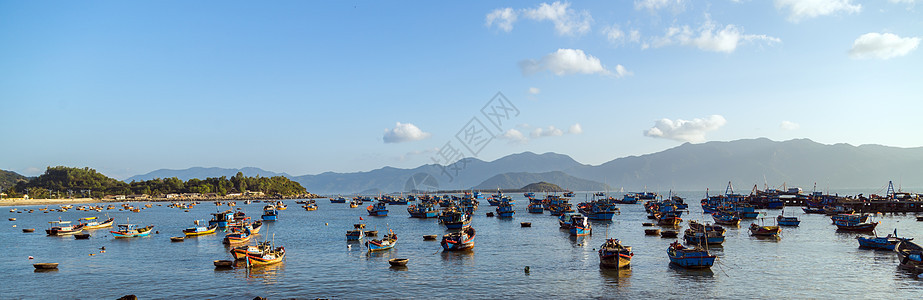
<box><xmin>1</xmin><ymin>1</ymin><xmax>921</xmax><ymax>180</ymax></box>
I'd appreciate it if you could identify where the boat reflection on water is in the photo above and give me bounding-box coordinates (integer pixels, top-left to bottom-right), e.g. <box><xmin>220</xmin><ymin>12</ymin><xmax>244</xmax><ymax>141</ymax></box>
<box><xmin>232</xmin><ymin>260</ymin><xmax>285</xmax><ymax>284</ymax></box>
<box><xmin>668</xmin><ymin>263</ymin><xmax>716</xmax><ymax>281</ymax></box>
<box><xmin>440</xmin><ymin>249</ymin><xmax>474</xmax><ymax>265</ymax></box>
<box><xmin>599</xmin><ymin>267</ymin><xmax>632</xmax><ymax>287</ymax></box>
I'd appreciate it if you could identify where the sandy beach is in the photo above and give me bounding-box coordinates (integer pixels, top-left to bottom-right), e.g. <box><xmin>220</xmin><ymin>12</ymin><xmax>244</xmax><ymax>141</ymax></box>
<box><xmin>0</xmin><ymin>198</ymin><xmax>100</xmax><ymax>207</ymax></box>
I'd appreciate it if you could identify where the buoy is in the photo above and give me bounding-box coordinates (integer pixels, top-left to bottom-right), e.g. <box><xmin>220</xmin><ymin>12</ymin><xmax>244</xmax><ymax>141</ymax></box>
<box><xmin>100</xmin><ymin>250</ymin><xmax>105</xmax><ymax>253</ymax></box>
<box><xmin>325</xmin><ymin>223</ymin><xmax>328</xmax><ymax>226</ymax></box>
<box><xmin>28</xmin><ymin>256</ymin><xmax>34</xmax><ymax>260</ymax></box>
<box><xmin>155</xmin><ymin>231</ymin><xmax>159</xmax><ymax>234</ymax></box>
<box><xmin>524</xmin><ymin>266</ymin><xmax>530</xmax><ymax>273</ymax></box>
<box><xmin>89</xmin><ymin>253</ymin><xmax>95</xmax><ymax>256</ymax></box>
<box><xmin>101</xmin><ymin>246</ymin><xmax>106</xmax><ymax>250</ymax></box>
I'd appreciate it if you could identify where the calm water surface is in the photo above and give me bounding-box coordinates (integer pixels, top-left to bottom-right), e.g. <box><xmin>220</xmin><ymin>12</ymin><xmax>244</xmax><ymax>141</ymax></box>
<box><xmin>3</xmin><ymin>192</ymin><xmax>922</xmax><ymax>299</ymax></box>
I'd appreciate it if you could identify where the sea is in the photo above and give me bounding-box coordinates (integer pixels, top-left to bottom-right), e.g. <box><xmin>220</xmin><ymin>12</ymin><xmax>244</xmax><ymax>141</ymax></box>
<box><xmin>2</xmin><ymin>192</ymin><xmax>921</xmax><ymax>299</ymax></box>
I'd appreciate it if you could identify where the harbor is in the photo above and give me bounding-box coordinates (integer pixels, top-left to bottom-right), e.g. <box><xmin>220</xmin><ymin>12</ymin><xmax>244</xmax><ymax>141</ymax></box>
<box><xmin>3</xmin><ymin>190</ymin><xmax>922</xmax><ymax>298</ymax></box>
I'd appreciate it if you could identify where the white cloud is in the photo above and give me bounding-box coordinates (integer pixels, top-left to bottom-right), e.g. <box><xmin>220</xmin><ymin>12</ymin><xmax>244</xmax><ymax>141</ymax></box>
<box><xmin>635</xmin><ymin>0</ymin><xmax>687</xmax><ymax>13</ymax></box>
<box><xmin>486</xmin><ymin>7</ymin><xmax>517</xmax><ymax>32</ymax></box>
<box><xmin>651</xmin><ymin>17</ymin><xmax>780</xmax><ymax>53</ymax></box>
<box><xmin>528</xmin><ymin>87</ymin><xmax>541</xmax><ymax>95</ymax></box>
<box><xmin>643</xmin><ymin>115</ymin><xmax>727</xmax><ymax>143</ymax></box>
<box><xmin>780</xmin><ymin>121</ymin><xmax>800</xmax><ymax>130</ymax></box>
<box><xmin>485</xmin><ymin>2</ymin><xmax>592</xmax><ymax>36</ymax></box>
<box><xmin>383</xmin><ymin>122</ymin><xmax>432</xmax><ymax>143</ymax></box>
<box><xmin>849</xmin><ymin>32</ymin><xmax>920</xmax><ymax>60</ymax></box>
<box><xmin>568</xmin><ymin>123</ymin><xmax>583</xmax><ymax>134</ymax></box>
<box><xmin>603</xmin><ymin>24</ymin><xmax>624</xmax><ymax>43</ymax></box>
<box><xmin>520</xmin><ymin>49</ymin><xmax>626</xmax><ymax>77</ymax></box>
<box><xmin>531</xmin><ymin>126</ymin><xmax>565</xmax><ymax>138</ymax></box>
<box><xmin>614</xmin><ymin>65</ymin><xmax>633</xmax><ymax>77</ymax></box>
<box><xmin>775</xmin><ymin>0</ymin><xmax>861</xmax><ymax>22</ymax></box>
<box><xmin>498</xmin><ymin>129</ymin><xmax>529</xmax><ymax>144</ymax></box>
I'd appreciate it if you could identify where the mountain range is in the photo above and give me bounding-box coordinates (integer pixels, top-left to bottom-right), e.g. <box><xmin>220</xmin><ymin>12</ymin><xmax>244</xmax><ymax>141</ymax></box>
<box><xmin>117</xmin><ymin>138</ymin><xmax>923</xmax><ymax>194</ymax></box>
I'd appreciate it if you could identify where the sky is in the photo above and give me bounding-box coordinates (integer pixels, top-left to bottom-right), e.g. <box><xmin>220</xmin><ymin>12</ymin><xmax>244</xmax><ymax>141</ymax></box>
<box><xmin>1</xmin><ymin>0</ymin><xmax>921</xmax><ymax>180</ymax></box>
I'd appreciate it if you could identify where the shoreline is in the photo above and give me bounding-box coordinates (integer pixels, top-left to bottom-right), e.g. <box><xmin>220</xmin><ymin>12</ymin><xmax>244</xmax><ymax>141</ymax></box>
<box><xmin>0</xmin><ymin>194</ymin><xmax>322</xmax><ymax>207</ymax></box>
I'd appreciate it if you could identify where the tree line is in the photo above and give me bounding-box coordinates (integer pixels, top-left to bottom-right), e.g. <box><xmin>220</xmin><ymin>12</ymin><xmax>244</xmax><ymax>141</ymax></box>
<box><xmin>2</xmin><ymin>166</ymin><xmax>307</xmax><ymax>198</ymax></box>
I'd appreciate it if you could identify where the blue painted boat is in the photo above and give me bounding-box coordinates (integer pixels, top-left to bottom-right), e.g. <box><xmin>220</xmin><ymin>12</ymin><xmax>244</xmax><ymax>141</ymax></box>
<box><xmin>523</xmin><ymin>192</ymin><xmax>535</xmax><ymax>198</ymax></box>
<box><xmin>598</xmin><ymin>238</ymin><xmax>633</xmax><ymax>269</ymax></box>
<box><xmin>527</xmin><ymin>203</ymin><xmax>544</xmax><ymax>214</ymax></box>
<box><xmin>330</xmin><ymin>196</ymin><xmax>347</xmax><ymax>203</ymax></box>
<box><xmin>366</xmin><ymin>231</ymin><xmax>397</xmax><ymax>252</ymax></box>
<box><xmin>776</xmin><ymin>215</ymin><xmax>801</xmax><ymax>226</ymax></box>
<box><xmin>684</xmin><ymin>221</ymin><xmax>726</xmax><ymax>245</ymax></box>
<box><xmin>711</xmin><ymin>212</ymin><xmax>741</xmax><ymax>226</ymax></box>
<box><xmin>367</xmin><ymin>202</ymin><xmax>389</xmax><ymax>216</ymax></box>
<box><xmin>407</xmin><ymin>203</ymin><xmax>438</xmax><ymax>218</ymax></box>
<box><xmin>857</xmin><ymin>230</ymin><xmax>911</xmax><ymax>250</ymax></box>
<box><xmin>558</xmin><ymin>212</ymin><xmax>581</xmax><ymax>229</ymax></box>
<box><xmin>110</xmin><ymin>223</ymin><xmax>154</xmax><ymax>238</ymax></box>
<box><xmin>346</xmin><ymin>229</ymin><xmax>364</xmax><ymax>241</ymax></box>
<box><xmin>569</xmin><ymin>215</ymin><xmax>591</xmax><ymax>236</ymax></box>
<box><xmin>261</xmin><ymin>206</ymin><xmax>278</xmax><ymax>221</ymax></box>
<box><xmin>495</xmin><ymin>200</ymin><xmax>515</xmax><ymax>218</ymax></box>
<box><xmin>208</xmin><ymin>210</ymin><xmax>235</xmax><ymax>228</ymax></box>
<box><xmin>578</xmin><ymin>196</ymin><xmax>619</xmax><ymax>221</ymax></box>
<box><xmin>896</xmin><ymin>240</ymin><xmax>923</xmax><ymax>271</ymax></box>
<box><xmin>441</xmin><ymin>226</ymin><xmax>475</xmax><ymax>251</ymax></box>
<box><xmin>439</xmin><ymin>210</ymin><xmax>471</xmax><ymax>229</ymax></box>
<box><xmin>831</xmin><ymin>213</ymin><xmax>869</xmax><ymax>224</ymax></box>
<box><xmin>667</xmin><ymin>241</ymin><xmax>716</xmax><ymax>268</ymax></box>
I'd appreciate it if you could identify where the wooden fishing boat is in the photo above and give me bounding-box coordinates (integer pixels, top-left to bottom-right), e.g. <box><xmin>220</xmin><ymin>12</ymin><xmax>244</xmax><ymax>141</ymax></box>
<box><xmin>440</xmin><ymin>210</ymin><xmax>471</xmax><ymax>229</ymax></box>
<box><xmin>777</xmin><ymin>215</ymin><xmax>801</xmax><ymax>226</ymax></box>
<box><xmin>22</xmin><ymin>228</ymin><xmax>35</xmax><ymax>233</ymax></box>
<box><xmin>230</xmin><ymin>241</ymin><xmax>274</xmax><ymax>260</ymax></box>
<box><xmin>330</xmin><ymin>196</ymin><xmax>347</xmax><ymax>203</ymax></box>
<box><xmin>598</xmin><ymin>238</ymin><xmax>633</xmax><ymax>269</ymax></box>
<box><xmin>495</xmin><ymin>200</ymin><xmax>515</xmax><ymax>218</ymax></box>
<box><xmin>79</xmin><ymin>217</ymin><xmax>114</xmax><ymax>230</ymax></box>
<box><xmin>802</xmin><ymin>207</ymin><xmax>825</xmax><ymax>214</ymax></box>
<box><xmin>684</xmin><ymin>228</ymin><xmax>725</xmax><ymax>245</ymax></box>
<box><xmin>275</xmin><ymin>202</ymin><xmax>287</xmax><ymax>210</ymax></box>
<box><xmin>916</xmin><ymin>216</ymin><xmax>923</xmax><ymax>221</ymax></box>
<box><xmin>303</xmin><ymin>202</ymin><xmax>318</xmax><ymax>211</ymax></box>
<box><xmin>365</xmin><ymin>230</ymin><xmax>378</xmax><ymax>237</ymax></box>
<box><xmin>642</xmin><ymin>222</ymin><xmax>655</xmax><ymax>227</ymax></box>
<box><xmin>367</xmin><ymin>202</ymin><xmax>389</xmax><ymax>217</ymax></box>
<box><xmin>749</xmin><ymin>223</ymin><xmax>781</xmax><ymax>236</ymax></box>
<box><xmin>170</xmin><ymin>236</ymin><xmax>185</xmax><ymax>242</ymax></box>
<box><xmin>688</xmin><ymin>220</ymin><xmax>726</xmax><ymax>236</ymax></box>
<box><xmin>527</xmin><ymin>203</ymin><xmax>544</xmax><ymax>214</ymax></box>
<box><xmin>520</xmin><ymin>222</ymin><xmax>531</xmax><ymax>227</ymax></box>
<box><xmin>441</xmin><ymin>227</ymin><xmax>475</xmax><ymax>251</ymax></box>
<box><xmin>896</xmin><ymin>240</ymin><xmax>923</xmax><ymax>270</ymax></box>
<box><xmin>389</xmin><ymin>258</ymin><xmax>409</xmax><ymax>267</ymax></box>
<box><xmin>110</xmin><ymin>223</ymin><xmax>154</xmax><ymax>238</ymax></box>
<box><xmin>559</xmin><ymin>212</ymin><xmax>582</xmax><ymax>229</ymax></box>
<box><xmin>423</xmin><ymin>234</ymin><xmax>438</xmax><ymax>240</ymax></box>
<box><xmin>656</xmin><ymin>213</ymin><xmax>682</xmax><ymax>226</ymax></box>
<box><xmin>831</xmin><ymin>213</ymin><xmax>869</xmax><ymax>224</ymax></box>
<box><xmin>46</xmin><ymin>220</ymin><xmax>85</xmax><ymax>236</ymax></box>
<box><xmin>74</xmin><ymin>233</ymin><xmax>91</xmax><ymax>240</ymax></box>
<box><xmin>366</xmin><ymin>230</ymin><xmax>398</xmax><ymax>252</ymax></box>
<box><xmin>660</xmin><ymin>230</ymin><xmax>679</xmax><ymax>238</ymax></box>
<box><xmin>349</xmin><ymin>200</ymin><xmax>360</xmax><ymax>208</ymax></box>
<box><xmin>857</xmin><ymin>230</ymin><xmax>912</xmax><ymax>250</ymax></box>
<box><xmin>243</xmin><ymin>244</ymin><xmax>285</xmax><ymax>266</ymax></box>
<box><xmin>346</xmin><ymin>227</ymin><xmax>365</xmax><ymax>241</ymax></box>
<box><xmin>835</xmin><ymin>221</ymin><xmax>879</xmax><ymax>232</ymax></box>
<box><xmin>645</xmin><ymin>229</ymin><xmax>661</xmax><ymax>235</ymax></box>
<box><xmin>33</xmin><ymin>263</ymin><xmax>59</xmax><ymax>270</ymax></box>
<box><xmin>569</xmin><ymin>215</ymin><xmax>592</xmax><ymax>236</ymax></box>
<box><xmin>183</xmin><ymin>221</ymin><xmax>218</xmax><ymax>236</ymax></box>
<box><xmin>208</xmin><ymin>210</ymin><xmax>236</xmax><ymax>228</ymax></box>
<box><xmin>223</xmin><ymin>225</ymin><xmax>254</xmax><ymax>245</ymax></box>
<box><xmin>213</xmin><ymin>260</ymin><xmax>234</xmax><ymax>268</ymax></box>
<box><xmin>261</xmin><ymin>206</ymin><xmax>279</xmax><ymax>221</ymax></box>
<box><xmin>667</xmin><ymin>241</ymin><xmax>716</xmax><ymax>268</ymax></box>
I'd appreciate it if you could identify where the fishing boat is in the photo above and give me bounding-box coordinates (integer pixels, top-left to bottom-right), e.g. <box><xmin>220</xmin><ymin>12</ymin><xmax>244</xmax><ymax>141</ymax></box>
<box><xmin>223</xmin><ymin>224</ymin><xmax>254</xmax><ymax>245</ymax></box>
<box><xmin>711</xmin><ymin>212</ymin><xmax>741</xmax><ymax>226</ymax></box>
<box><xmin>857</xmin><ymin>230</ymin><xmax>912</xmax><ymax>250</ymax></box>
<box><xmin>563</xmin><ymin>190</ymin><xmax>575</xmax><ymax>197</ymax></box>
<box><xmin>183</xmin><ymin>221</ymin><xmax>218</xmax><ymax>236</ymax></box>
<box><xmin>558</xmin><ymin>212</ymin><xmax>582</xmax><ymax>229</ymax></box>
<box><xmin>598</xmin><ymin>238</ymin><xmax>633</xmax><ymax>269</ymax></box>
<box><xmin>367</xmin><ymin>201</ymin><xmax>389</xmax><ymax>216</ymax></box>
<box><xmin>896</xmin><ymin>240</ymin><xmax>923</xmax><ymax>271</ymax></box>
<box><xmin>208</xmin><ymin>210</ymin><xmax>236</xmax><ymax>228</ymax></box>
<box><xmin>527</xmin><ymin>202</ymin><xmax>544</xmax><ymax>214</ymax></box>
<box><xmin>495</xmin><ymin>200</ymin><xmax>515</xmax><ymax>218</ymax></box>
<box><xmin>330</xmin><ymin>196</ymin><xmax>347</xmax><ymax>203</ymax></box>
<box><xmin>366</xmin><ymin>230</ymin><xmax>398</xmax><ymax>252</ymax></box>
<box><xmin>274</xmin><ymin>202</ymin><xmax>287</xmax><ymax>210</ymax></box>
<box><xmin>261</xmin><ymin>205</ymin><xmax>279</xmax><ymax>221</ymax></box>
<box><xmin>389</xmin><ymin>258</ymin><xmax>409</xmax><ymax>267</ymax></box>
<box><xmin>439</xmin><ymin>210</ymin><xmax>471</xmax><ymax>229</ymax></box>
<box><xmin>667</xmin><ymin>241</ymin><xmax>716</xmax><ymax>268</ymax></box>
<box><xmin>235</xmin><ymin>241</ymin><xmax>285</xmax><ymax>266</ymax></box>
<box><xmin>45</xmin><ymin>220</ymin><xmax>85</xmax><ymax>236</ymax></box>
<box><xmin>569</xmin><ymin>215</ymin><xmax>591</xmax><ymax>236</ymax></box>
<box><xmin>441</xmin><ymin>226</ymin><xmax>475</xmax><ymax>251</ymax></box>
<box><xmin>645</xmin><ymin>229</ymin><xmax>661</xmax><ymax>235</ymax></box>
<box><xmin>684</xmin><ymin>221</ymin><xmax>726</xmax><ymax>245</ymax></box>
<box><xmin>110</xmin><ymin>223</ymin><xmax>154</xmax><ymax>238</ymax></box>
<box><xmin>79</xmin><ymin>217</ymin><xmax>114</xmax><ymax>230</ymax></box>
<box><xmin>661</xmin><ymin>230</ymin><xmax>679</xmax><ymax>238</ymax></box>
<box><xmin>656</xmin><ymin>212</ymin><xmax>682</xmax><ymax>226</ymax></box>
<box><xmin>407</xmin><ymin>203</ymin><xmax>438</xmax><ymax>218</ymax></box>
<box><xmin>776</xmin><ymin>214</ymin><xmax>800</xmax><ymax>227</ymax></box>
<box><xmin>303</xmin><ymin>201</ymin><xmax>318</xmax><ymax>211</ymax></box>
<box><xmin>835</xmin><ymin>220</ymin><xmax>879</xmax><ymax>232</ymax></box>
<box><xmin>802</xmin><ymin>207</ymin><xmax>825</xmax><ymax>214</ymax></box>
<box><xmin>346</xmin><ymin>224</ymin><xmax>366</xmax><ymax>241</ymax></box>
<box><xmin>749</xmin><ymin>223</ymin><xmax>781</xmax><ymax>237</ymax></box>
<box><xmin>349</xmin><ymin>200</ymin><xmax>360</xmax><ymax>208</ymax></box>
<box><xmin>831</xmin><ymin>213</ymin><xmax>870</xmax><ymax>224</ymax></box>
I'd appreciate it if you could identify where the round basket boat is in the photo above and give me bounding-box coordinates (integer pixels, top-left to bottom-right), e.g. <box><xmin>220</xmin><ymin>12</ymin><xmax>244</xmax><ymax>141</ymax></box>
<box><xmin>520</xmin><ymin>222</ymin><xmax>532</xmax><ymax>227</ymax></box>
<box><xmin>170</xmin><ymin>236</ymin><xmax>185</xmax><ymax>242</ymax></box>
<box><xmin>74</xmin><ymin>233</ymin><xmax>91</xmax><ymax>240</ymax></box>
<box><xmin>644</xmin><ymin>229</ymin><xmax>661</xmax><ymax>235</ymax></box>
<box><xmin>423</xmin><ymin>234</ymin><xmax>438</xmax><ymax>240</ymax></box>
<box><xmin>33</xmin><ymin>263</ymin><xmax>58</xmax><ymax>270</ymax></box>
<box><xmin>8</xmin><ymin>218</ymin><xmax>16</xmax><ymax>221</ymax></box>
<box><xmin>388</xmin><ymin>258</ymin><xmax>408</xmax><ymax>267</ymax></box>
<box><xmin>213</xmin><ymin>260</ymin><xmax>234</xmax><ymax>268</ymax></box>
<box><xmin>365</xmin><ymin>230</ymin><xmax>378</xmax><ymax>237</ymax></box>
<box><xmin>486</xmin><ymin>212</ymin><xmax>495</xmax><ymax>217</ymax></box>
<box><xmin>22</xmin><ymin>228</ymin><xmax>35</xmax><ymax>233</ymax></box>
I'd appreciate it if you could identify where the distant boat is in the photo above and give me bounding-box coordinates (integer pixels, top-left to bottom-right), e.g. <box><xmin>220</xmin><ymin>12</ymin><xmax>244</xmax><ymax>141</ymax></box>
<box><xmin>683</xmin><ymin>221</ymin><xmax>725</xmax><ymax>245</ymax></box>
<box><xmin>45</xmin><ymin>220</ymin><xmax>85</xmax><ymax>236</ymax></box>
<box><xmin>110</xmin><ymin>223</ymin><xmax>154</xmax><ymax>238</ymax></box>
<box><xmin>527</xmin><ymin>202</ymin><xmax>544</xmax><ymax>214</ymax></box>
<box><xmin>439</xmin><ymin>210</ymin><xmax>471</xmax><ymax>230</ymax></box>
<box><xmin>835</xmin><ymin>220</ymin><xmax>879</xmax><ymax>232</ymax></box>
<box><xmin>441</xmin><ymin>227</ymin><xmax>475</xmax><ymax>251</ymax></box>
<box><xmin>656</xmin><ymin>212</ymin><xmax>682</xmax><ymax>226</ymax></box>
<box><xmin>346</xmin><ymin>228</ymin><xmax>365</xmax><ymax>241</ymax></box>
<box><xmin>367</xmin><ymin>202</ymin><xmax>389</xmax><ymax>216</ymax></box>
<box><xmin>407</xmin><ymin>203</ymin><xmax>438</xmax><ymax>218</ymax></box>
<box><xmin>366</xmin><ymin>230</ymin><xmax>397</xmax><ymax>252</ymax></box>
<box><xmin>261</xmin><ymin>206</ymin><xmax>279</xmax><ymax>221</ymax></box>
<box><xmin>79</xmin><ymin>217</ymin><xmax>114</xmax><ymax>230</ymax></box>
<box><xmin>563</xmin><ymin>190</ymin><xmax>575</xmax><ymax>197</ymax></box>
<box><xmin>183</xmin><ymin>221</ymin><xmax>217</xmax><ymax>237</ymax></box>
<box><xmin>330</xmin><ymin>196</ymin><xmax>347</xmax><ymax>203</ymax></box>
<box><xmin>231</xmin><ymin>240</ymin><xmax>285</xmax><ymax>266</ymax></box>
<box><xmin>857</xmin><ymin>230</ymin><xmax>912</xmax><ymax>251</ymax></box>
<box><xmin>749</xmin><ymin>223</ymin><xmax>781</xmax><ymax>237</ymax></box>
<box><xmin>598</xmin><ymin>238</ymin><xmax>633</xmax><ymax>269</ymax></box>
<box><xmin>208</xmin><ymin>210</ymin><xmax>236</xmax><ymax>228</ymax></box>
<box><xmin>495</xmin><ymin>200</ymin><xmax>515</xmax><ymax>218</ymax></box>
<box><xmin>711</xmin><ymin>212</ymin><xmax>741</xmax><ymax>226</ymax></box>
<box><xmin>802</xmin><ymin>207</ymin><xmax>825</xmax><ymax>214</ymax></box>
<box><xmin>667</xmin><ymin>241</ymin><xmax>716</xmax><ymax>268</ymax></box>
<box><xmin>776</xmin><ymin>209</ymin><xmax>801</xmax><ymax>226</ymax></box>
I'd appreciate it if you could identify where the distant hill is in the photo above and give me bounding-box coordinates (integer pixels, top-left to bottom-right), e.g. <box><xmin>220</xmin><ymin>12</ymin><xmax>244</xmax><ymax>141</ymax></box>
<box><xmin>520</xmin><ymin>181</ymin><xmax>563</xmax><ymax>192</ymax></box>
<box><xmin>1</xmin><ymin>169</ymin><xmax>29</xmax><ymax>190</ymax></box>
<box><xmin>126</xmin><ymin>167</ymin><xmax>291</xmax><ymax>182</ymax></box>
<box><xmin>472</xmin><ymin>171</ymin><xmax>609</xmax><ymax>191</ymax></box>
<box><xmin>565</xmin><ymin>138</ymin><xmax>923</xmax><ymax>191</ymax></box>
